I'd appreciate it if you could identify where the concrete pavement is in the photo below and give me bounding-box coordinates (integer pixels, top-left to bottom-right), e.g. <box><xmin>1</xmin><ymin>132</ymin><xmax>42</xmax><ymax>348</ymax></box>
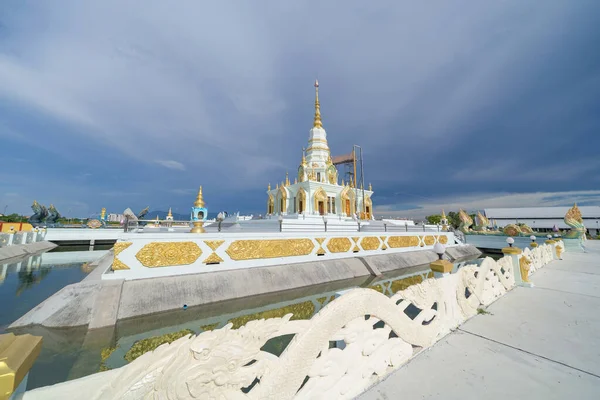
<box><xmin>360</xmin><ymin>241</ymin><xmax>600</xmax><ymax>400</ymax></box>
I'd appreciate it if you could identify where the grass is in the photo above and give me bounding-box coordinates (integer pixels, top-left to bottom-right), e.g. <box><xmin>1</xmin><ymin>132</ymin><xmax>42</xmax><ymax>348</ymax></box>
<box><xmin>477</xmin><ymin>308</ymin><xmax>492</xmax><ymax>315</ymax></box>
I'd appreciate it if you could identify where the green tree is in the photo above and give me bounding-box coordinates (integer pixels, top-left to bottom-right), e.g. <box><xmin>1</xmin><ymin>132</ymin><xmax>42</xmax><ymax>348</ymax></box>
<box><xmin>0</xmin><ymin>213</ymin><xmax>28</xmax><ymax>223</ymax></box>
<box><xmin>447</xmin><ymin>211</ymin><xmax>461</xmax><ymax>229</ymax></box>
<box><xmin>425</xmin><ymin>214</ymin><xmax>442</xmax><ymax>225</ymax></box>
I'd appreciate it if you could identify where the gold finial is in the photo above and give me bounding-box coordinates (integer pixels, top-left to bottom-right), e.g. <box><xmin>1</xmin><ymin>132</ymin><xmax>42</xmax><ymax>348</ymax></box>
<box><xmin>441</xmin><ymin>209</ymin><xmax>446</xmax><ymax>218</ymax></box>
<box><xmin>368</xmin><ymin>183</ymin><xmax>372</xmax><ymax>191</ymax></box>
<box><xmin>285</xmin><ymin>171</ymin><xmax>290</xmax><ymax>186</ymax></box>
<box><xmin>313</xmin><ymin>79</ymin><xmax>323</xmax><ymax>129</ymax></box>
<box><xmin>167</xmin><ymin>207</ymin><xmax>173</xmax><ymax>217</ymax></box>
<box><xmin>268</xmin><ymin>182</ymin><xmax>271</xmax><ymax>191</ymax></box>
<box><xmin>194</xmin><ymin>186</ymin><xmax>205</xmax><ymax>208</ymax></box>
<box><xmin>342</xmin><ymin>178</ymin><xmax>345</xmax><ymax>186</ymax></box>
<box><xmin>294</xmin><ymin>177</ymin><xmax>298</xmax><ymax>184</ymax></box>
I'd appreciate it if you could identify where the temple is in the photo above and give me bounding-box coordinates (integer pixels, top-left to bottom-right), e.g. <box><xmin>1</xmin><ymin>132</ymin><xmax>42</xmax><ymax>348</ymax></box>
<box><xmin>266</xmin><ymin>80</ymin><xmax>374</xmax><ymax>219</ymax></box>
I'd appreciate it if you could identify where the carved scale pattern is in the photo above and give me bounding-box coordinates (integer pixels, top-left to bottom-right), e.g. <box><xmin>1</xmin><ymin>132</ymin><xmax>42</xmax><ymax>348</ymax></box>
<box><xmin>46</xmin><ymin>244</ymin><xmax>558</xmax><ymax>400</ymax></box>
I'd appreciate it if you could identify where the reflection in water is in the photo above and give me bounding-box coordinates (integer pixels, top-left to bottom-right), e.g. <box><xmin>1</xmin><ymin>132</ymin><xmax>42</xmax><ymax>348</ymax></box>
<box><xmin>16</xmin><ymin>267</ymin><xmax>52</xmax><ymax>296</ymax></box>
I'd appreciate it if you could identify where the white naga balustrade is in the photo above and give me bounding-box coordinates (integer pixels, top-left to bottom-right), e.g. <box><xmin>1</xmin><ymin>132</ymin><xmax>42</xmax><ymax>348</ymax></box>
<box><xmin>23</xmin><ymin>242</ymin><xmax>562</xmax><ymax>400</ymax></box>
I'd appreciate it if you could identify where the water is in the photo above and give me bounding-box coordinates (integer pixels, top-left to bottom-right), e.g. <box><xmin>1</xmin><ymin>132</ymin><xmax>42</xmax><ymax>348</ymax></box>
<box><xmin>5</xmin><ymin>250</ymin><xmax>485</xmax><ymax>391</ymax></box>
<box><xmin>0</xmin><ymin>249</ymin><xmax>107</xmax><ymax>332</ymax></box>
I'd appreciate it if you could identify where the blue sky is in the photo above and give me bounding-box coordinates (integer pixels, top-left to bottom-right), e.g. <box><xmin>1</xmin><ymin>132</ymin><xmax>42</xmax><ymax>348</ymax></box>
<box><xmin>1</xmin><ymin>0</ymin><xmax>599</xmax><ymax>219</ymax></box>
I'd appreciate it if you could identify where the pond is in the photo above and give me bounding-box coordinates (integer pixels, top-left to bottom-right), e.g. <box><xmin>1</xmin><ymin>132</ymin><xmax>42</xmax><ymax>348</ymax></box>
<box><xmin>5</xmin><ymin>250</ymin><xmax>486</xmax><ymax>391</ymax></box>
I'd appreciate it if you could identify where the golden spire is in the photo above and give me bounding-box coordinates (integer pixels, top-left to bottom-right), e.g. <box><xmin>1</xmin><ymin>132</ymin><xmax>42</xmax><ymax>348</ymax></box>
<box><xmin>342</xmin><ymin>178</ymin><xmax>345</xmax><ymax>186</ymax></box>
<box><xmin>268</xmin><ymin>182</ymin><xmax>271</xmax><ymax>191</ymax></box>
<box><xmin>441</xmin><ymin>209</ymin><xmax>446</xmax><ymax>219</ymax></box>
<box><xmin>285</xmin><ymin>171</ymin><xmax>290</xmax><ymax>186</ymax></box>
<box><xmin>294</xmin><ymin>177</ymin><xmax>298</xmax><ymax>184</ymax></box>
<box><xmin>167</xmin><ymin>207</ymin><xmax>172</xmax><ymax>217</ymax></box>
<box><xmin>313</xmin><ymin>79</ymin><xmax>323</xmax><ymax>129</ymax></box>
<box><xmin>194</xmin><ymin>186</ymin><xmax>205</xmax><ymax>208</ymax></box>
<box><xmin>301</xmin><ymin>147</ymin><xmax>307</xmax><ymax>165</ymax></box>
<box><xmin>276</xmin><ymin>182</ymin><xmax>279</xmax><ymax>189</ymax></box>
<box><xmin>368</xmin><ymin>183</ymin><xmax>372</xmax><ymax>191</ymax></box>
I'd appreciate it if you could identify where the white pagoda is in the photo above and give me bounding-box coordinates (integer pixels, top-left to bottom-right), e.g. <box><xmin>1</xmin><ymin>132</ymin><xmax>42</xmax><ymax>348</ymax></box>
<box><xmin>266</xmin><ymin>80</ymin><xmax>374</xmax><ymax>220</ymax></box>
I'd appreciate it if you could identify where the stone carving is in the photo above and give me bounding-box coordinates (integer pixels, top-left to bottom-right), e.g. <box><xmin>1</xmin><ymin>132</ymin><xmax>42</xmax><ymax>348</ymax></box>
<box><xmin>28</xmin><ymin>201</ymin><xmax>48</xmax><ymax>226</ymax></box>
<box><xmin>519</xmin><ymin>224</ymin><xmax>534</xmax><ymax>234</ymax></box>
<box><xmin>458</xmin><ymin>209</ymin><xmax>473</xmax><ymax>233</ymax></box>
<box><xmin>519</xmin><ymin>255</ymin><xmax>531</xmax><ymax>283</ymax></box>
<box><xmin>502</xmin><ymin>223</ymin><xmax>521</xmax><ymax>237</ymax></box>
<box><xmin>31</xmin><ymin>244</ymin><xmax>558</xmax><ymax>400</ymax></box>
<box><xmin>474</xmin><ymin>211</ymin><xmax>489</xmax><ymax>231</ymax></box>
<box><xmin>46</xmin><ymin>204</ymin><xmax>61</xmax><ymax>225</ymax></box>
<box><xmin>564</xmin><ymin>203</ymin><xmax>586</xmax><ymax>239</ymax></box>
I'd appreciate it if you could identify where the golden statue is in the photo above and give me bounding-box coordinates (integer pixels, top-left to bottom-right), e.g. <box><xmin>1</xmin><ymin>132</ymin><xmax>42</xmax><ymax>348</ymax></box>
<box><xmin>519</xmin><ymin>255</ymin><xmax>531</xmax><ymax>283</ymax></box>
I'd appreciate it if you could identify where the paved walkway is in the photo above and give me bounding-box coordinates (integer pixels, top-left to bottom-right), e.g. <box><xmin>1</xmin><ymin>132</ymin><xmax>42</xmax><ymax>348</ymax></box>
<box><xmin>360</xmin><ymin>241</ymin><xmax>600</xmax><ymax>400</ymax></box>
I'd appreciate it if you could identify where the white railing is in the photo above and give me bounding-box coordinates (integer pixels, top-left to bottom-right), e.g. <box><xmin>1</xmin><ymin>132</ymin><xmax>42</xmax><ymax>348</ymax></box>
<box><xmin>24</xmin><ymin>242</ymin><xmax>562</xmax><ymax>400</ymax></box>
<box><xmin>0</xmin><ymin>229</ymin><xmax>46</xmax><ymax>248</ymax></box>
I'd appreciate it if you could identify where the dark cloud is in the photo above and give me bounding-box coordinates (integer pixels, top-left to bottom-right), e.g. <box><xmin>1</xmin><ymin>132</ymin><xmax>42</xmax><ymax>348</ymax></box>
<box><xmin>0</xmin><ymin>0</ymin><xmax>599</xmax><ymax>217</ymax></box>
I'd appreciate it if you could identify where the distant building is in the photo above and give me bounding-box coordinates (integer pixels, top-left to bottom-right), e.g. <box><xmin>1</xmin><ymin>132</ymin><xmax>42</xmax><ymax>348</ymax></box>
<box><xmin>484</xmin><ymin>206</ymin><xmax>600</xmax><ymax>235</ymax></box>
<box><xmin>107</xmin><ymin>213</ymin><xmax>124</xmax><ymax>222</ymax></box>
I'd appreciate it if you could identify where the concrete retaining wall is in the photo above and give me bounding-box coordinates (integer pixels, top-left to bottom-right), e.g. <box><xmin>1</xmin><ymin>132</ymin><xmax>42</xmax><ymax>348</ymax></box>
<box><xmin>10</xmin><ymin>245</ymin><xmax>481</xmax><ymax>329</ymax></box>
<box><xmin>0</xmin><ymin>241</ymin><xmax>57</xmax><ymax>263</ymax></box>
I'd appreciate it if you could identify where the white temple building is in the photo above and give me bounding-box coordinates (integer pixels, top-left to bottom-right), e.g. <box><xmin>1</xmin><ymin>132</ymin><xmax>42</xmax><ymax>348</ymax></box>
<box><xmin>266</xmin><ymin>80</ymin><xmax>374</xmax><ymax>221</ymax></box>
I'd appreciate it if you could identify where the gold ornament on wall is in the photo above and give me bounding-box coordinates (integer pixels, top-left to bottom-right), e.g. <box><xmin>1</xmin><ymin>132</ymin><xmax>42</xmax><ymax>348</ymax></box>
<box><xmin>136</xmin><ymin>242</ymin><xmax>202</xmax><ymax>268</ymax></box>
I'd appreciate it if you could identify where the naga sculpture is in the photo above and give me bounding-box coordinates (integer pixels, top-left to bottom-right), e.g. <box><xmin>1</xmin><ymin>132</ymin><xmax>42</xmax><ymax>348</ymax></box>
<box><xmin>28</xmin><ymin>200</ymin><xmax>48</xmax><ymax>226</ymax></box>
<box><xmin>502</xmin><ymin>224</ymin><xmax>521</xmax><ymax>237</ymax></box>
<box><xmin>564</xmin><ymin>203</ymin><xmax>586</xmax><ymax>239</ymax></box>
<box><xmin>519</xmin><ymin>224</ymin><xmax>534</xmax><ymax>234</ymax></box>
<box><xmin>474</xmin><ymin>211</ymin><xmax>490</xmax><ymax>231</ymax></box>
<box><xmin>46</xmin><ymin>204</ymin><xmax>62</xmax><ymax>225</ymax></box>
<box><xmin>458</xmin><ymin>209</ymin><xmax>473</xmax><ymax>233</ymax></box>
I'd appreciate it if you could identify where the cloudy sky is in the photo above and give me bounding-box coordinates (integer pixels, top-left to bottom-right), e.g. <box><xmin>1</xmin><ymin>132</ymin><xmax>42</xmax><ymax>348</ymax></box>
<box><xmin>1</xmin><ymin>0</ymin><xmax>599</xmax><ymax>219</ymax></box>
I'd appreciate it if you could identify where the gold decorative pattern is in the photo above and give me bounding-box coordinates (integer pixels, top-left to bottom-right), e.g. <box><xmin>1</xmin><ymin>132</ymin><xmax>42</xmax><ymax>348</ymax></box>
<box><xmin>200</xmin><ymin>323</ymin><xmax>219</xmax><ymax>332</ymax></box>
<box><xmin>387</xmin><ymin>236</ymin><xmax>419</xmax><ymax>248</ymax></box>
<box><xmin>228</xmin><ymin>301</ymin><xmax>315</xmax><ymax>329</ymax></box>
<box><xmin>203</xmin><ymin>253</ymin><xmax>224</xmax><ymax>264</ymax></box>
<box><xmin>112</xmin><ymin>242</ymin><xmax>133</xmax><ymax>271</ymax></box>
<box><xmin>556</xmin><ymin>245</ymin><xmax>563</xmax><ymax>259</ymax></box>
<box><xmin>204</xmin><ymin>240</ymin><xmax>225</xmax><ymax>251</ymax></box>
<box><xmin>423</xmin><ymin>235</ymin><xmax>436</xmax><ymax>246</ymax></box>
<box><xmin>315</xmin><ymin>238</ymin><xmax>325</xmax><ymax>244</ymax></box>
<box><xmin>438</xmin><ymin>235</ymin><xmax>448</xmax><ymax>244</ymax></box>
<box><xmin>136</xmin><ymin>242</ymin><xmax>202</xmax><ymax>268</ymax></box>
<box><xmin>316</xmin><ymin>297</ymin><xmax>327</xmax><ymax>305</ymax></box>
<box><xmin>360</xmin><ymin>237</ymin><xmax>381</xmax><ymax>251</ymax></box>
<box><xmin>352</xmin><ymin>237</ymin><xmax>359</xmax><ymax>243</ymax></box>
<box><xmin>352</xmin><ymin>245</ymin><xmax>360</xmax><ymax>252</ymax></box>
<box><xmin>390</xmin><ymin>275</ymin><xmax>425</xmax><ymax>294</ymax></box>
<box><xmin>382</xmin><ymin>244</ymin><xmax>388</xmax><ymax>250</ymax></box>
<box><xmin>225</xmin><ymin>239</ymin><xmax>314</xmax><ymax>260</ymax></box>
<box><xmin>316</xmin><ymin>247</ymin><xmax>326</xmax><ymax>256</ymax></box>
<box><xmin>327</xmin><ymin>237</ymin><xmax>352</xmax><ymax>253</ymax></box>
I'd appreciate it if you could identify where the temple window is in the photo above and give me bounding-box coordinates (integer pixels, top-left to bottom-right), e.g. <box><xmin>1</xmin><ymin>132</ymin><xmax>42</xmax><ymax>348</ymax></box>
<box><xmin>293</xmin><ymin>197</ymin><xmax>297</xmax><ymax>213</ymax></box>
<box><xmin>332</xmin><ymin>197</ymin><xmax>336</xmax><ymax>214</ymax></box>
<box><xmin>327</xmin><ymin>197</ymin><xmax>332</xmax><ymax>214</ymax></box>
<box><xmin>317</xmin><ymin>172</ymin><xmax>321</xmax><ymax>182</ymax></box>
